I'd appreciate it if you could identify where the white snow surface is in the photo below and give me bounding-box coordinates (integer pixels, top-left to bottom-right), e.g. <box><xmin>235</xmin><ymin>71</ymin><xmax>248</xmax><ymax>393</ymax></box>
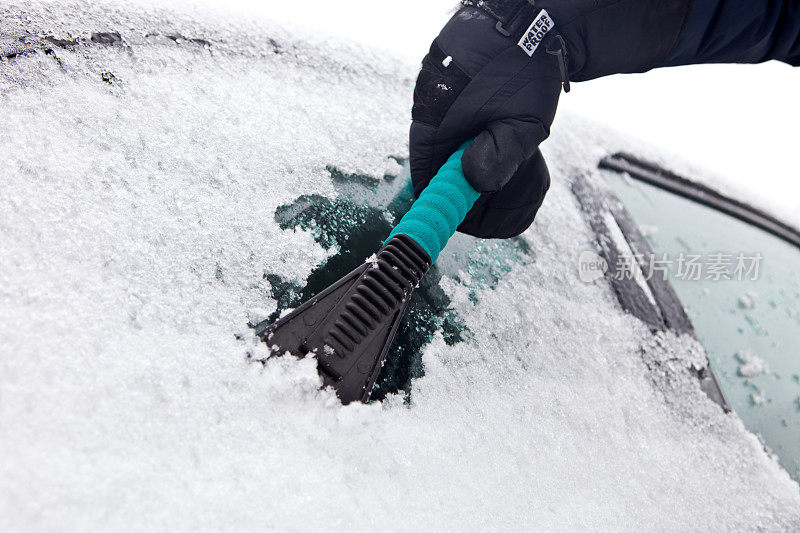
<box><xmin>1</xmin><ymin>1</ymin><xmax>799</xmax><ymax>531</ymax></box>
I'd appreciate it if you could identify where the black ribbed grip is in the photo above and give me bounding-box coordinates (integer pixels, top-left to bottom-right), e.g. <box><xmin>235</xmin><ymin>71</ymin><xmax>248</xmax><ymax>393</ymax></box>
<box><xmin>318</xmin><ymin>235</ymin><xmax>429</xmax><ymax>366</ymax></box>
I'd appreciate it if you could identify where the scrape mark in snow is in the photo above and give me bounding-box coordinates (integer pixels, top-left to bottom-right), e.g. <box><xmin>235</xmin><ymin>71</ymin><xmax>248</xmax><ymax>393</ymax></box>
<box><xmin>258</xmin><ymin>160</ymin><xmax>533</xmax><ymax>399</ymax></box>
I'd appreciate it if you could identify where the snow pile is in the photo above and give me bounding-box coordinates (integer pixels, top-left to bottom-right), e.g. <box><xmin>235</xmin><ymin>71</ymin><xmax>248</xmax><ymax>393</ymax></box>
<box><xmin>1</xmin><ymin>1</ymin><xmax>799</xmax><ymax>531</ymax></box>
<box><xmin>738</xmin><ymin>290</ymin><xmax>759</xmax><ymax>310</ymax></box>
<box><xmin>736</xmin><ymin>350</ymin><xmax>770</xmax><ymax>378</ymax></box>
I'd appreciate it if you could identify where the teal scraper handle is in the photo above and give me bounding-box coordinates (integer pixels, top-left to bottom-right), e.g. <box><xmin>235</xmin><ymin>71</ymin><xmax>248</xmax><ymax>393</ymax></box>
<box><xmin>387</xmin><ymin>141</ymin><xmax>480</xmax><ymax>263</ymax></box>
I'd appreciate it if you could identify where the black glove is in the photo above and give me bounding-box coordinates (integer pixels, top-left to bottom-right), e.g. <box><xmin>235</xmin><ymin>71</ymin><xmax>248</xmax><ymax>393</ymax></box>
<box><xmin>410</xmin><ymin>0</ymin><xmax>693</xmax><ymax>238</ymax></box>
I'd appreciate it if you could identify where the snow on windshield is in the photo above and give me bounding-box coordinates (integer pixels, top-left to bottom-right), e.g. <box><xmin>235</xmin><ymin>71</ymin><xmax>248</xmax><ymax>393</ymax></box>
<box><xmin>1</xmin><ymin>1</ymin><xmax>798</xmax><ymax>530</ymax></box>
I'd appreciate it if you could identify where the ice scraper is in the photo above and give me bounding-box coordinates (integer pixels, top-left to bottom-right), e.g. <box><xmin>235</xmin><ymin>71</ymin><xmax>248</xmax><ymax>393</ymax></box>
<box><xmin>256</xmin><ymin>143</ymin><xmax>479</xmax><ymax>404</ymax></box>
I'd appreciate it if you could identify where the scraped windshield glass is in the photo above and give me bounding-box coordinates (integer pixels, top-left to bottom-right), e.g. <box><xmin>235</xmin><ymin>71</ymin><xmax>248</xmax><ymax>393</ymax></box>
<box><xmin>258</xmin><ymin>162</ymin><xmax>534</xmax><ymax>400</ymax></box>
<box><xmin>602</xmin><ymin>169</ymin><xmax>800</xmax><ymax>481</ymax></box>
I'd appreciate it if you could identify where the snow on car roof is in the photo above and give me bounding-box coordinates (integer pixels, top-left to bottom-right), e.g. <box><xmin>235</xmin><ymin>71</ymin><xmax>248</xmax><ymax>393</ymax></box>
<box><xmin>1</xmin><ymin>1</ymin><xmax>798</xmax><ymax>530</ymax></box>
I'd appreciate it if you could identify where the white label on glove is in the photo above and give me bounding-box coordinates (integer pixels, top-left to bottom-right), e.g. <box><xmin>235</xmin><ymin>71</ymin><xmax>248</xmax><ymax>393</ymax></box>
<box><xmin>518</xmin><ymin>9</ymin><xmax>554</xmax><ymax>57</ymax></box>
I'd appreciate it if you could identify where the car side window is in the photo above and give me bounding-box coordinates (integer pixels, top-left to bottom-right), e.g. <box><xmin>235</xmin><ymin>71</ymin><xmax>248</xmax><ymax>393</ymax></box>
<box><xmin>601</xmin><ymin>164</ymin><xmax>800</xmax><ymax>481</ymax></box>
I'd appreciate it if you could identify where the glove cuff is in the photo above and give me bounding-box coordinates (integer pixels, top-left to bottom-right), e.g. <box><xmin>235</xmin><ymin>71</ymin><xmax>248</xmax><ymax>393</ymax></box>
<box><xmin>549</xmin><ymin>0</ymin><xmax>695</xmax><ymax>81</ymax></box>
<box><xmin>463</xmin><ymin>0</ymin><xmax>695</xmax><ymax>81</ymax></box>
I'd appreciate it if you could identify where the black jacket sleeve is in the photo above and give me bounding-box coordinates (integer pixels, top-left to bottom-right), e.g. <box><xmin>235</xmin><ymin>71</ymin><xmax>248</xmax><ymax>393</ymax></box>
<box><xmin>666</xmin><ymin>0</ymin><xmax>800</xmax><ymax>66</ymax></box>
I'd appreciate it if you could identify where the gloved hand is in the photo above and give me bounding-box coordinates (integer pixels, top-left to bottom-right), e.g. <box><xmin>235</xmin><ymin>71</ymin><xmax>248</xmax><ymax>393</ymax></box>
<box><xmin>411</xmin><ymin>0</ymin><xmax>693</xmax><ymax>238</ymax></box>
